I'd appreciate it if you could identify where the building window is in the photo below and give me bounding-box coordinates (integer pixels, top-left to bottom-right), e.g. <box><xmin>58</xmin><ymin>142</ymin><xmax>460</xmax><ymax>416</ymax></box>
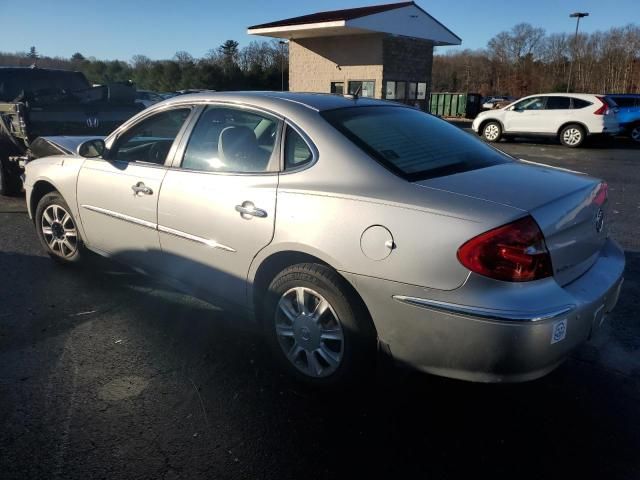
<box><xmin>348</xmin><ymin>81</ymin><xmax>375</xmax><ymax>98</ymax></box>
<box><xmin>395</xmin><ymin>81</ymin><xmax>406</xmax><ymax>100</ymax></box>
<box><xmin>331</xmin><ymin>82</ymin><xmax>344</xmax><ymax>95</ymax></box>
<box><xmin>408</xmin><ymin>82</ymin><xmax>417</xmax><ymax>100</ymax></box>
<box><xmin>385</xmin><ymin>81</ymin><xmax>396</xmax><ymax>99</ymax></box>
<box><xmin>417</xmin><ymin>82</ymin><xmax>427</xmax><ymax>100</ymax></box>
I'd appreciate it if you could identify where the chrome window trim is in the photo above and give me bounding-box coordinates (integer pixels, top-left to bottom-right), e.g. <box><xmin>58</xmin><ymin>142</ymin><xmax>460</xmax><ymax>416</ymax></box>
<box><xmin>279</xmin><ymin>120</ymin><xmax>319</xmax><ymax>174</ymax></box>
<box><xmin>392</xmin><ymin>295</ymin><xmax>575</xmax><ymax>323</ymax></box>
<box><xmin>157</xmin><ymin>225</ymin><xmax>236</xmax><ymax>252</ymax></box>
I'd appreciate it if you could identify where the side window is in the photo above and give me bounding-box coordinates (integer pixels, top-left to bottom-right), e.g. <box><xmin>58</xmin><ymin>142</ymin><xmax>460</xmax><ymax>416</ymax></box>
<box><xmin>181</xmin><ymin>106</ymin><xmax>279</xmax><ymax>173</ymax></box>
<box><xmin>514</xmin><ymin>97</ymin><xmax>545</xmax><ymax>110</ymax></box>
<box><xmin>572</xmin><ymin>98</ymin><xmax>592</xmax><ymax>109</ymax></box>
<box><xmin>109</xmin><ymin>108</ymin><xmax>191</xmax><ymax>164</ymax></box>
<box><xmin>284</xmin><ymin>127</ymin><xmax>313</xmax><ymax>170</ymax></box>
<box><xmin>545</xmin><ymin>96</ymin><xmax>571</xmax><ymax>110</ymax></box>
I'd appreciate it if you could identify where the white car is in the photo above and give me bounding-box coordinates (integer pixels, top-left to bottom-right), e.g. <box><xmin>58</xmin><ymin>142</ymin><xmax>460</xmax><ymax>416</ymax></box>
<box><xmin>472</xmin><ymin>93</ymin><xmax>620</xmax><ymax>147</ymax></box>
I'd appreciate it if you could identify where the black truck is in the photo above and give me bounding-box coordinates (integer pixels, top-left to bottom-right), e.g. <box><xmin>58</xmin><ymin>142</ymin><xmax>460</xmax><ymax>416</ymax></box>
<box><xmin>0</xmin><ymin>66</ymin><xmax>143</xmax><ymax>194</ymax></box>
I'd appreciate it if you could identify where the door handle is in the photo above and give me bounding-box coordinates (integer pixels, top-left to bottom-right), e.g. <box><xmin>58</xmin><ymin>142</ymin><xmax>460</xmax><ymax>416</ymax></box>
<box><xmin>131</xmin><ymin>182</ymin><xmax>153</xmax><ymax>195</ymax></box>
<box><xmin>235</xmin><ymin>201</ymin><xmax>267</xmax><ymax>219</ymax></box>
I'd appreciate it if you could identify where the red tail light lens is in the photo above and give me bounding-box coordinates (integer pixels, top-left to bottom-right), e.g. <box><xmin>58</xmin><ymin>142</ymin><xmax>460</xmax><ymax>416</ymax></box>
<box><xmin>593</xmin><ymin>96</ymin><xmax>609</xmax><ymax>115</ymax></box>
<box><xmin>594</xmin><ymin>182</ymin><xmax>608</xmax><ymax>206</ymax></box>
<box><xmin>457</xmin><ymin>216</ymin><xmax>553</xmax><ymax>282</ymax></box>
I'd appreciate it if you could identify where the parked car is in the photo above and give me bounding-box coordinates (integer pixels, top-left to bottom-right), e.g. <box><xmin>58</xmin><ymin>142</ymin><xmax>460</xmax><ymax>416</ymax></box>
<box><xmin>0</xmin><ymin>66</ymin><xmax>143</xmax><ymax>195</ymax></box>
<box><xmin>472</xmin><ymin>93</ymin><xmax>620</xmax><ymax>147</ymax></box>
<box><xmin>23</xmin><ymin>92</ymin><xmax>624</xmax><ymax>387</ymax></box>
<box><xmin>606</xmin><ymin>94</ymin><xmax>640</xmax><ymax>143</ymax></box>
<box><xmin>481</xmin><ymin>96</ymin><xmax>515</xmax><ymax>110</ymax></box>
<box><xmin>135</xmin><ymin>89</ymin><xmax>164</xmax><ymax>108</ymax></box>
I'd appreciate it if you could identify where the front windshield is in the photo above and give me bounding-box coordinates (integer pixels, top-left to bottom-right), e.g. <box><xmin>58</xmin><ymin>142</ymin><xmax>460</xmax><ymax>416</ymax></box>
<box><xmin>321</xmin><ymin>106</ymin><xmax>511</xmax><ymax>181</ymax></box>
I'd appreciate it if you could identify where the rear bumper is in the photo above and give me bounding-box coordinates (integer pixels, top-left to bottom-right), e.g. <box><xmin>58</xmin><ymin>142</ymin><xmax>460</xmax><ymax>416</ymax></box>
<box><xmin>343</xmin><ymin>238</ymin><xmax>625</xmax><ymax>382</ymax></box>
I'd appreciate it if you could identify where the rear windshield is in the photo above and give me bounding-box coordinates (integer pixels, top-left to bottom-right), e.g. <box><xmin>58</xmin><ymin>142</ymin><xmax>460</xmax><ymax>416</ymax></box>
<box><xmin>321</xmin><ymin>106</ymin><xmax>510</xmax><ymax>181</ymax></box>
<box><xmin>0</xmin><ymin>69</ymin><xmax>90</xmax><ymax>101</ymax></box>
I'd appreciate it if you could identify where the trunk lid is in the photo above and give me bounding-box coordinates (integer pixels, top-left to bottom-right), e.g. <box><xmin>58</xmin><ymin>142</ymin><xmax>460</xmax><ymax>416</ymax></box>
<box><xmin>416</xmin><ymin>161</ymin><xmax>608</xmax><ymax>285</ymax></box>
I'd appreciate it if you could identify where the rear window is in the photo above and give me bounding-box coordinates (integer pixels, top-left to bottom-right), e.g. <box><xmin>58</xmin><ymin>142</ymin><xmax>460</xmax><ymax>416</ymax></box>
<box><xmin>572</xmin><ymin>98</ymin><xmax>592</xmax><ymax>109</ymax></box>
<box><xmin>321</xmin><ymin>106</ymin><xmax>509</xmax><ymax>181</ymax></box>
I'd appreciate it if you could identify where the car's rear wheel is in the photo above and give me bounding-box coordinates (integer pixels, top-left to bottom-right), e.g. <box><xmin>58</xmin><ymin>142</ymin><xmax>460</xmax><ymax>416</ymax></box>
<box><xmin>630</xmin><ymin>123</ymin><xmax>640</xmax><ymax>144</ymax></box>
<box><xmin>35</xmin><ymin>192</ymin><xmax>83</xmax><ymax>264</ymax></box>
<box><xmin>560</xmin><ymin>124</ymin><xmax>585</xmax><ymax>148</ymax></box>
<box><xmin>263</xmin><ymin>263</ymin><xmax>376</xmax><ymax>387</ymax></box>
<box><xmin>482</xmin><ymin>121</ymin><xmax>502</xmax><ymax>142</ymax></box>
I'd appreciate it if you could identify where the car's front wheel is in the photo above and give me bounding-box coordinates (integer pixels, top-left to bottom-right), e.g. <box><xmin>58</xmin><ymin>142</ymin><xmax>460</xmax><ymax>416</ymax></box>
<box><xmin>482</xmin><ymin>121</ymin><xmax>502</xmax><ymax>142</ymax></box>
<box><xmin>35</xmin><ymin>192</ymin><xmax>83</xmax><ymax>263</ymax></box>
<box><xmin>263</xmin><ymin>263</ymin><xmax>376</xmax><ymax>387</ymax></box>
<box><xmin>559</xmin><ymin>124</ymin><xmax>586</xmax><ymax>148</ymax></box>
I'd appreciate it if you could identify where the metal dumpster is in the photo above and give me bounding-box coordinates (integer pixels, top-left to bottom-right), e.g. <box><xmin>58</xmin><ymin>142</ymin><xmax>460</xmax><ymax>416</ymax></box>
<box><xmin>428</xmin><ymin>92</ymin><xmax>482</xmax><ymax>119</ymax></box>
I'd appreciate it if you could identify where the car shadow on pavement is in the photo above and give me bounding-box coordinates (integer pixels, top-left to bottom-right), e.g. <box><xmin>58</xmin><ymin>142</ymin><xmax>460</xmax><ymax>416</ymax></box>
<box><xmin>1</xmin><ymin>249</ymin><xmax>639</xmax><ymax>479</ymax></box>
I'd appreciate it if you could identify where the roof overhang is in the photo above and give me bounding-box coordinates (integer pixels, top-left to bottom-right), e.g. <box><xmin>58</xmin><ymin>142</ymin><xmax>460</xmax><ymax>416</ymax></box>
<box><xmin>248</xmin><ymin>4</ymin><xmax>461</xmax><ymax>46</ymax></box>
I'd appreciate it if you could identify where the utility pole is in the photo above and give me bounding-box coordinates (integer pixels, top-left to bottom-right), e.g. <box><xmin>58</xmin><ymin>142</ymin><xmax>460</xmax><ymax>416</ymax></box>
<box><xmin>279</xmin><ymin>40</ymin><xmax>287</xmax><ymax>91</ymax></box>
<box><xmin>566</xmin><ymin>12</ymin><xmax>589</xmax><ymax>93</ymax></box>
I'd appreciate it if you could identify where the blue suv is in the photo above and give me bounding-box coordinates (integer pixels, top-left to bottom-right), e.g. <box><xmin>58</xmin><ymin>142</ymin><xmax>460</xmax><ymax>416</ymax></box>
<box><xmin>606</xmin><ymin>94</ymin><xmax>640</xmax><ymax>143</ymax></box>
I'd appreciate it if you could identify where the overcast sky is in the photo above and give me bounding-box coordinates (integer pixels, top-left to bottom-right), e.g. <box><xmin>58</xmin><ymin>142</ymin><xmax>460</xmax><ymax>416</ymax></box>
<box><xmin>0</xmin><ymin>0</ymin><xmax>636</xmax><ymax>60</ymax></box>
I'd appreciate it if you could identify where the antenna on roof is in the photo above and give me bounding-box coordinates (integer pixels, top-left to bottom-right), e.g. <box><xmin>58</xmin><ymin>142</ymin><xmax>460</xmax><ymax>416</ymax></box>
<box><xmin>344</xmin><ymin>84</ymin><xmax>362</xmax><ymax>100</ymax></box>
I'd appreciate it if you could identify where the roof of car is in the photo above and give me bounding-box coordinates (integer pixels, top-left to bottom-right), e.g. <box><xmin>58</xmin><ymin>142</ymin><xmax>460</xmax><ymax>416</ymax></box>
<box><xmin>160</xmin><ymin>91</ymin><xmax>393</xmax><ymax>112</ymax></box>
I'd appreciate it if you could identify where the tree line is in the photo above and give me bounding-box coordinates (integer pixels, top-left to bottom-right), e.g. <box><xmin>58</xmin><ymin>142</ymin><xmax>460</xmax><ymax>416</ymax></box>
<box><xmin>433</xmin><ymin>23</ymin><xmax>640</xmax><ymax>96</ymax></box>
<box><xmin>0</xmin><ymin>39</ymin><xmax>289</xmax><ymax>92</ymax></box>
<box><xmin>2</xmin><ymin>21</ymin><xmax>639</xmax><ymax>97</ymax></box>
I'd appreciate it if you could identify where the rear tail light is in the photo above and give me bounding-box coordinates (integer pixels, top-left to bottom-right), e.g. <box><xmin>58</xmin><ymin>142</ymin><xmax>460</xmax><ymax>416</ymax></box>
<box><xmin>594</xmin><ymin>96</ymin><xmax>610</xmax><ymax>115</ymax></box>
<box><xmin>594</xmin><ymin>182</ymin><xmax>608</xmax><ymax>206</ymax></box>
<box><xmin>457</xmin><ymin>216</ymin><xmax>553</xmax><ymax>282</ymax></box>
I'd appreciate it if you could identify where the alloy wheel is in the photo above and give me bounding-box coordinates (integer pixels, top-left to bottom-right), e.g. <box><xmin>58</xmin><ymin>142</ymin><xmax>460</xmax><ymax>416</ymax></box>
<box><xmin>631</xmin><ymin>126</ymin><xmax>640</xmax><ymax>143</ymax></box>
<box><xmin>41</xmin><ymin>204</ymin><xmax>78</xmax><ymax>258</ymax></box>
<box><xmin>562</xmin><ymin>128</ymin><xmax>582</xmax><ymax>146</ymax></box>
<box><xmin>275</xmin><ymin>286</ymin><xmax>344</xmax><ymax>378</ymax></box>
<box><xmin>484</xmin><ymin>124</ymin><xmax>500</xmax><ymax>141</ymax></box>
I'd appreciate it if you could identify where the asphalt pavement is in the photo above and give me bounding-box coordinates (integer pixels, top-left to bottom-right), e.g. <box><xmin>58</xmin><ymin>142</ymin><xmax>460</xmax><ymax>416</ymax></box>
<box><xmin>1</xmin><ymin>138</ymin><xmax>639</xmax><ymax>479</ymax></box>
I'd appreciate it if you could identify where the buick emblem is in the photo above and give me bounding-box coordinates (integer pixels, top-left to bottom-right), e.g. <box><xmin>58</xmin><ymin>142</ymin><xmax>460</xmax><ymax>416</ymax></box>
<box><xmin>86</xmin><ymin>117</ymin><xmax>99</xmax><ymax>128</ymax></box>
<box><xmin>595</xmin><ymin>209</ymin><xmax>604</xmax><ymax>233</ymax></box>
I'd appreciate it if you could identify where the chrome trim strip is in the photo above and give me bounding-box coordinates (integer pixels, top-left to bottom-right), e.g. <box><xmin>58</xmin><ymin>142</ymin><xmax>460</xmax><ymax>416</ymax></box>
<box><xmin>392</xmin><ymin>295</ymin><xmax>575</xmax><ymax>322</ymax></box>
<box><xmin>81</xmin><ymin>205</ymin><xmax>157</xmax><ymax>230</ymax></box>
<box><xmin>157</xmin><ymin>225</ymin><xmax>236</xmax><ymax>252</ymax></box>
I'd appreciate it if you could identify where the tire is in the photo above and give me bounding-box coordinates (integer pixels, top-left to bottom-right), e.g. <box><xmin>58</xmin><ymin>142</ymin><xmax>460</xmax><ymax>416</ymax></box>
<box><xmin>559</xmin><ymin>124</ymin><xmax>586</xmax><ymax>148</ymax></box>
<box><xmin>263</xmin><ymin>263</ymin><xmax>376</xmax><ymax>387</ymax></box>
<box><xmin>0</xmin><ymin>155</ymin><xmax>20</xmax><ymax>196</ymax></box>
<box><xmin>630</xmin><ymin>123</ymin><xmax>640</xmax><ymax>144</ymax></box>
<box><xmin>35</xmin><ymin>192</ymin><xmax>83</xmax><ymax>264</ymax></box>
<box><xmin>482</xmin><ymin>121</ymin><xmax>502</xmax><ymax>142</ymax></box>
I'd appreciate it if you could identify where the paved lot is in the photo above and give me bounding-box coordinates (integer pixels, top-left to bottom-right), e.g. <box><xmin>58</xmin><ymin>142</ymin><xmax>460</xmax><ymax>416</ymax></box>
<box><xmin>1</xmin><ymin>139</ymin><xmax>639</xmax><ymax>479</ymax></box>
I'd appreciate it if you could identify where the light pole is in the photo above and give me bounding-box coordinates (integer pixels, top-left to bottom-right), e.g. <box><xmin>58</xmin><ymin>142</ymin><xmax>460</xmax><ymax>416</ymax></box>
<box><xmin>566</xmin><ymin>12</ymin><xmax>589</xmax><ymax>93</ymax></box>
<box><xmin>279</xmin><ymin>40</ymin><xmax>287</xmax><ymax>91</ymax></box>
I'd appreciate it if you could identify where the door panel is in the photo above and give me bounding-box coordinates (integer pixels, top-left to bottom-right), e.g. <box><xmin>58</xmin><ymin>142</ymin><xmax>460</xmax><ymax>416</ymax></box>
<box><xmin>157</xmin><ymin>170</ymin><xmax>277</xmax><ymax>305</ymax></box>
<box><xmin>77</xmin><ymin>160</ymin><xmax>166</xmax><ymax>271</ymax></box>
<box><xmin>503</xmin><ymin>97</ymin><xmax>546</xmax><ymax>133</ymax></box>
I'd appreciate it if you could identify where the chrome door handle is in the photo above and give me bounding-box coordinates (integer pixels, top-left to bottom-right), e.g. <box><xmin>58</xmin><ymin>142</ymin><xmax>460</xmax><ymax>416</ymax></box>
<box><xmin>235</xmin><ymin>201</ymin><xmax>267</xmax><ymax>219</ymax></box>
<box><xmin>131</xmin><ymin>182</ymin><xmax>153</xmax><ymax>195</ymax></box>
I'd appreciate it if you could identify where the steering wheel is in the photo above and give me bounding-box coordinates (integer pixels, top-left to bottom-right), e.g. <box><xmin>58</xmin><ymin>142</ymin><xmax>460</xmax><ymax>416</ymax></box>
<box><xmin>147</xmin><ymin>141</ymin><xmax>169</xmax><ymax>164</ymax></box>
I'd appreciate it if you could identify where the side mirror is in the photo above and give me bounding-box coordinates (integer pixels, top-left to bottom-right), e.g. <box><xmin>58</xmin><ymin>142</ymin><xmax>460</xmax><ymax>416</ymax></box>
<box><xmin>77</xmin><ymin>138</ymin><xmax>105</xmax><ymax>158</ymax></box>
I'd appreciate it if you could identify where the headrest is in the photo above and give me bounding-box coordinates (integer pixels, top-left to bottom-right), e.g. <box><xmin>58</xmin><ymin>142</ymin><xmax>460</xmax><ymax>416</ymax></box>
<box><xmin>218</xmin><ymin>126</ymin><xmax>258</xmax><ymax>163</ymax></box>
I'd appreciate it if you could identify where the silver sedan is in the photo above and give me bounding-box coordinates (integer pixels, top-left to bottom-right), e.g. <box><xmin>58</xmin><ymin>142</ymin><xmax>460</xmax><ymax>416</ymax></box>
<box><xmin>23</xmin><ymin>92</ymin><xmax>625</xmax><ymax>386</ymax></box>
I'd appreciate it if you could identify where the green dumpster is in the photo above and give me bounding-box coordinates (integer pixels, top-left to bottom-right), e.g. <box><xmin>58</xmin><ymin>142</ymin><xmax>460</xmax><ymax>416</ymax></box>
<box><xmin>427</xmin><ymin>92</ymin><xmax>482</xmax><ymax>119</ymax></box>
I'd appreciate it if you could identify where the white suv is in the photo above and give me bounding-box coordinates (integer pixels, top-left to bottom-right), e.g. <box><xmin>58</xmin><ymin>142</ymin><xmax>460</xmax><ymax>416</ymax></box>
<box><xmin>472</xmin><ymin>93</ymin><xmax>620</xmax><ymax>147</ymax></box>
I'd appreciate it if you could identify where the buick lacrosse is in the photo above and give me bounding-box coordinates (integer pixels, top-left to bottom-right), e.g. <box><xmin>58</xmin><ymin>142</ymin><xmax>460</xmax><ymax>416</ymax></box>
<box><xmin>24</xmin><ymin>92</ymin><xmax>625</xmax><ymax>386</ymax></box>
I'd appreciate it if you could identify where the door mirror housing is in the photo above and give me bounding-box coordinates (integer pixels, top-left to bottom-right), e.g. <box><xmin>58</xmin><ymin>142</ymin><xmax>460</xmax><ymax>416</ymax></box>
<box><xmin>77</xmin><ymin>138</ymin><xmax>106</xmax><ymax>158</ymax></box>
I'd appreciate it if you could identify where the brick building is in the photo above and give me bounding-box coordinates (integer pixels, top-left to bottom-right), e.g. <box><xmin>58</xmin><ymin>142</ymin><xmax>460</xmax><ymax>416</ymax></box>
<box><xmin>247</xmin><ymin>1</ymin><xmax>461</xmax><ymax>108</ymax></box>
